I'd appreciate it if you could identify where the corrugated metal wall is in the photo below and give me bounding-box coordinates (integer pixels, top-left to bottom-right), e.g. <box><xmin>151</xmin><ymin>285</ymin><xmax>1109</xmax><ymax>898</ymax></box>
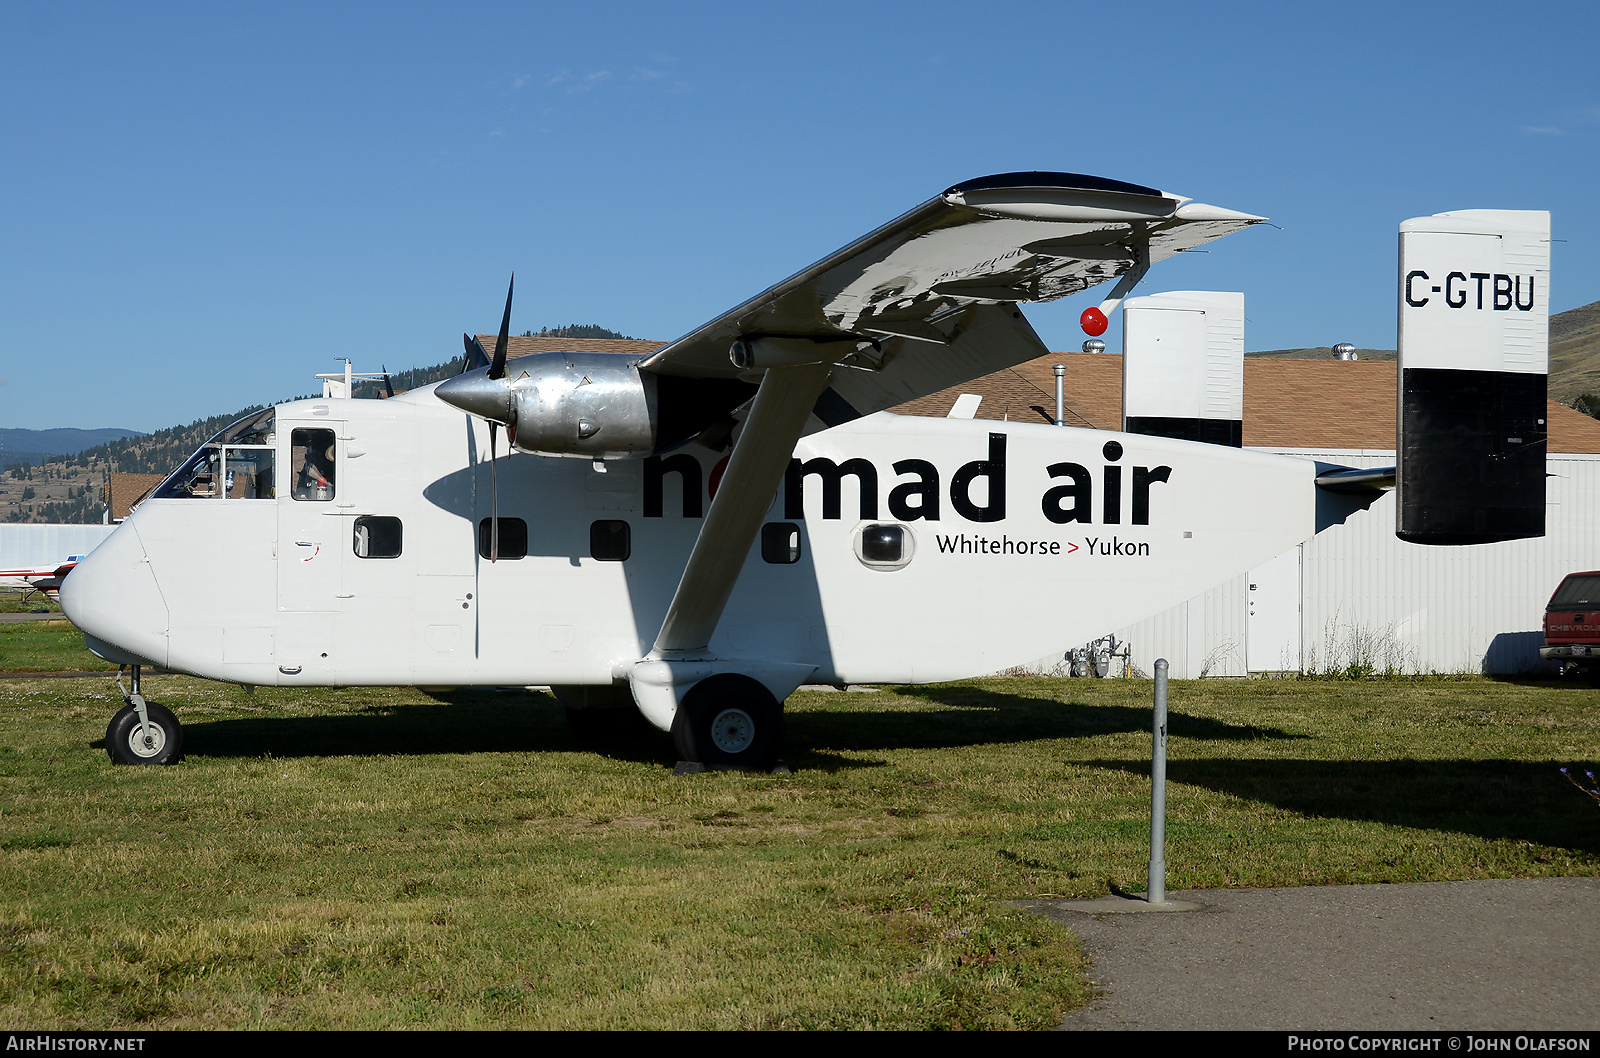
<box><xmin>1287</xmin><ymin>449</ymin><xmax>1600</xmax><ymax>675</ymax></box>
<box><xmin>1112</xmin><ymin>576</ymin><xmax>1248</xmax><ymax>678</ymax></box>
<box><xmin>1094</xmin><ymin>451</ymin><xmax>1600</xmax><ymax>677</ymax></box>
<box><xmin>0</xmin><ymin>524</ymin><xmax>116</xmax><ymax>582</ymax></box>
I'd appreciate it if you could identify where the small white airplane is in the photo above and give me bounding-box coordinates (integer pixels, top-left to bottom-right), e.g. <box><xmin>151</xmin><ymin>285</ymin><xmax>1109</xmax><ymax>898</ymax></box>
<box><xmin>1</xmin><ymin>560</ymin><xmax>82</xmax><ymax>603</ymax></box>
<box><xmin>58</xmin><ymin>173</ymin><xmax>1550</xmax><ymax>769</ymax></box>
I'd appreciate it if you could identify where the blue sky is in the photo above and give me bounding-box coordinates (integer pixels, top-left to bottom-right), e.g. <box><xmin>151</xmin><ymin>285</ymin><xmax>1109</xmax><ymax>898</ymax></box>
<box><xmin>2</xmin><ymin>0</ymin><xmax>1598</xmax><ymax>432</ymax></box>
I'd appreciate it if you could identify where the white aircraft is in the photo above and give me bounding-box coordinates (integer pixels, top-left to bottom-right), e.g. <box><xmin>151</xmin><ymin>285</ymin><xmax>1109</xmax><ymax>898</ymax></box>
<box><xmin>1</xmin><ymin>560</ymin><xmax>82</xmax><ymax>603</ymax></box>
<box><xmin>58</xmin><ymin>173</ymin><xmax>1550</xmax><ymax>769</ymax></box>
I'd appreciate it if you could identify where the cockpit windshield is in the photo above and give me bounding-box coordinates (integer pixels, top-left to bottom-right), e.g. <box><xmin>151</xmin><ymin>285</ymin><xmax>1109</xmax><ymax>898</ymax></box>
<box><xmin>152</xmin><ymin>408</ymin><xmax>277</xmax><ymax>501</ymax></box>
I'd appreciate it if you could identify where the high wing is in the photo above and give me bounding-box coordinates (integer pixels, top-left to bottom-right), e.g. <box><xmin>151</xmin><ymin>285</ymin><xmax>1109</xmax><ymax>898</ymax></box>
<box><xmin>641</xmin><ymin>171</ymin><xmax>1263</xmax><ymax>420</ymax></box>
<box><xmin>639</xmin><ymin>173</ymin><xmax>1262</xmax><ymax>680</ymax></box>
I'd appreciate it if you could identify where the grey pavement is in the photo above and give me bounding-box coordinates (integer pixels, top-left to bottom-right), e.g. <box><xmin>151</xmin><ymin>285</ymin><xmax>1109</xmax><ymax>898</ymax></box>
<box><xmin>0</xmin><ymin>612</ymin><xmax>67</xmax><ymax>623</ymax></box>
<box><xmin>1021</xmin><ymin>877</ymin><xmax>1600</xmax><ymax>1031</ymax></box>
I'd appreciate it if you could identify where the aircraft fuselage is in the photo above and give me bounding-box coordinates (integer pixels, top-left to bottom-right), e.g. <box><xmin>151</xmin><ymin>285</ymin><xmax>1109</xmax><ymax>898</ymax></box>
<box><xmin>62</xmin><ymin>385</ymin><xmax>1315</xmax><ymax>691</ymax></box>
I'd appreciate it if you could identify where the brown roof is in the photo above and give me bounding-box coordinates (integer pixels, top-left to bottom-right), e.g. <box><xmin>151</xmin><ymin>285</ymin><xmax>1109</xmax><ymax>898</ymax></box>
<box><xmin>891</xmin><ymin>353</ymin><xmax>1600</xmax><ymax>454</ymax></box>
<box><xmin>476</xmin><ymin>335</ymin><xmax>666</xmax><ymax>357</ymax></box>
<box><xmin>893</xmin><ymin>353</ymin><xmax>1119</xmax><ymax>429</ymax></box>
<box><xmin>105</xmin><ymin>473</ymin><xmax>166</xmax><ymax>521</ymax></box>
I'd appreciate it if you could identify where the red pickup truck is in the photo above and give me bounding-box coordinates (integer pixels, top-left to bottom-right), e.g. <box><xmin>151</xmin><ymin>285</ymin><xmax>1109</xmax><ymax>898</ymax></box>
<box><xmin>1540</xmin><ymin>572</ymin><xmax>1600</xmax><ymax>679</ymax></box>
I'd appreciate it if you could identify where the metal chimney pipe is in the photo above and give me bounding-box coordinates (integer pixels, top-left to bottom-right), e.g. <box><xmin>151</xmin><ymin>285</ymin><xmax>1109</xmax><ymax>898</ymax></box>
<box><xmin>1053</xmin><ymin>364</ymin><xmax>1066</xmax><ymax>426</ymax></box>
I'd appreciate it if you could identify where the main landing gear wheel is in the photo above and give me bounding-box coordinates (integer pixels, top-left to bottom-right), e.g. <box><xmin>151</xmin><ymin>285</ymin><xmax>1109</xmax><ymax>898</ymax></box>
<box><xmin>672</xmin><ymin>674</ymin><xmax>782</xmax><ymax>771</ymax></box>
<box><xmin>106</xmin><ymin>701</ymin><xmax>183</xmax><ymax>766</ymax></box>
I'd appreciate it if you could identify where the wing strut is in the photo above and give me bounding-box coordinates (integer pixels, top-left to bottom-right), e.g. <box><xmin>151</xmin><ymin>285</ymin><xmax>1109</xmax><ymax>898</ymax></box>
<box><xmin>651</xmin><ymin>358</ymin><xmax>835</xmax><ymax>655</ymax></box>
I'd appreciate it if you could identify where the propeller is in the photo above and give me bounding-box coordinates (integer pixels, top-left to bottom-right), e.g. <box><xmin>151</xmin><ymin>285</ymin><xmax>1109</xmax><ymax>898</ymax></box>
<box><xmin>460</xmin><ymin>333</ymin><xmax>491</xmax><ymax>374</ymax></box>
<box><xmin>439</xmin><ymin>274</ymin><xmax>516</xmax><ymax>561</ymax></box>
<box><xmin>486</xmin><ymin>274</ymin><xmax>513</xmax><ymax>561</ymax></box>
<box><xmin>381</xmin><ymin>365</ymin><xmax>394</xmax><ymax>399</ymax></box>
<box><xmin>489</xmin><ymin>274</ymin><xmax>513</xmax><ymax>380</ymax></box>
<box><xmin>488</xmin><ymin>421</ymin><xmax>500</xmax><ymax>561</ymax></box>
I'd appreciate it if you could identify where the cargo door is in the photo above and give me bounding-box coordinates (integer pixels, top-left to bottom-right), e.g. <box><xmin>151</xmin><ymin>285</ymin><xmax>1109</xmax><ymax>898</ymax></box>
<box><xmin>335</xmin><ymin>410</ymin><xmax>419</xmax><ymax>682</ymax></box>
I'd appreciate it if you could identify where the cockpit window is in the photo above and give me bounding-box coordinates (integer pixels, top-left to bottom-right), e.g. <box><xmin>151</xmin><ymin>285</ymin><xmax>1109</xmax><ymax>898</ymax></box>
<box><xmin>225</xmin><ymin>447</ymin><xmax>275</xmax><ymax>498</ymax></box>
<box><xmin>151</xmin><ymin>409</ymin><xmax>278</xmax><ymax>500</ymax></box>
<box><xmin>290</xmin><ymin>428</ymin><xmax>337</xmax><ymax>501</ymax></box>
<box><xmin>216</xmin><ymin>407</ymin><xmax>275</xmax><ymax>446</ymax></box>
<box><xmin>154</xmin><ymin>446</ymin><xmax>224</xmax><ymax>499</ymax></box>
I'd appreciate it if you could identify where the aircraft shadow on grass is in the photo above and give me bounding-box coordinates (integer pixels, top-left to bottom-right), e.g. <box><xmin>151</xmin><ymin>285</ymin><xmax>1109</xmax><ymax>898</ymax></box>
<box><xmin>160</xmin><ymin>690</ymin><xmax>676</xmax><ymax>767</ymax></box>
<box><xmin>1088</xmin><ymin>757</ymin><xmax>1600</xmax><ymax>855</ymax></box>
<box><xmin>159</xmin><ymin>684</ymin><xmax>1294</xmax><ymax>769</ymax></box>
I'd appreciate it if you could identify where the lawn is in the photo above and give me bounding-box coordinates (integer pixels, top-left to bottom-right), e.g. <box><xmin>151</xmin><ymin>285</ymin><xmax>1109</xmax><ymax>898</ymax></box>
<box><xmin>0</xmin><ymin>620</ymin><xmax>117</xmax><ymax>674</ymax></box>
<box><xmin>0</xmin><ymin>624</ymin><xmax>1596</xmax><ymax>1028</ymax></box>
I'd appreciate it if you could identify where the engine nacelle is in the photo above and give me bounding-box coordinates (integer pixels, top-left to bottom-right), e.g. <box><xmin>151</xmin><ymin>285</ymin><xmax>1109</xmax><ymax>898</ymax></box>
<box><xmin>436</xmin><ymin>350</ymin><xmax>760</xmax><ymax>459</ymax></box>
<box><xmin>506</xmin><ymin>352</ymin><xmax>659</xmax><ymax>459</ymax></box>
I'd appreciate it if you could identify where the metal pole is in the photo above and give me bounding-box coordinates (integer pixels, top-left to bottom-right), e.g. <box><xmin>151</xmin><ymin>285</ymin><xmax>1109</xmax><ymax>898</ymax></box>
<box><xmin>1053</xmin><ymin>364</ymin><xmax>1066</xmax><ymax>426</ymax></box>
<box><xmin>1148</xmin><ymin>658</ymin><xmax>1168</xmax><ymax>904</ymax></box>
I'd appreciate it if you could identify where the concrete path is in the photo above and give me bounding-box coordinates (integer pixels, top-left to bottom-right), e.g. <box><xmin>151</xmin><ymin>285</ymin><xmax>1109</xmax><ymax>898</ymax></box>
<box><xmin>0</xmin><ymin>612</ymin><xmax>67</xmax><ymax>623</ymax></box>
<box><xmin>1021</xmin><ymin>877</ymin><xmax>1600</xmax><ymax>1031</ymax></box>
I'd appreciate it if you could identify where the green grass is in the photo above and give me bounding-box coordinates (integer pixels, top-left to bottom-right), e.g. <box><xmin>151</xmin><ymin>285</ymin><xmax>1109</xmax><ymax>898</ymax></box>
<box><xmin>0</xmin><ymin>621</ymin><xmax>117</xmax><ymax>673</ymax></box>
<box><xmin>0</xmin><ymin>664</ymin><xmax>1597</xmax><ymax>1029</ymax></box>
<box><xmin>0</xmin><ymin>593</ymin><xmax>61</xmax><ymax>614</ymax></box>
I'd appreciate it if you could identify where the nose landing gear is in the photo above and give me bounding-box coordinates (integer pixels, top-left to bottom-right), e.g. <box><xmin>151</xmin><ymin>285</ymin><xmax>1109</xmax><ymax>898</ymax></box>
<box><xmin>108</xmin><ymin>665</ymin><xmax>183</xmax><ymax>766</ymax></box>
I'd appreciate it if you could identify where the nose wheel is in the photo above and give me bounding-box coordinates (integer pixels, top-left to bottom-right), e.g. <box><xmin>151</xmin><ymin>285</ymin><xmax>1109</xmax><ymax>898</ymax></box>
<box><xmin>107</xmin><ymin>666</ymin><xmax>183</xmax><ymax>766</ymax></box>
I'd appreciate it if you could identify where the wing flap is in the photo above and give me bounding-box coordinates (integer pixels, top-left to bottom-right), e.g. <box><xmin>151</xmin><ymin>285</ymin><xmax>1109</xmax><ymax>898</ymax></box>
<box><xmin>824</xmin><ymin>303</ymin><xmax>1049</xmax><ymax>419</ymax></box>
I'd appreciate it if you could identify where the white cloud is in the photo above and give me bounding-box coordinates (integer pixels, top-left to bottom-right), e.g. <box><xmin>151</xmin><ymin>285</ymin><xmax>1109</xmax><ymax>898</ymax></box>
<box><xmin>559</xmin><ymin>69</ymin><xmax>612</xmax><ymax>95</ymax></box>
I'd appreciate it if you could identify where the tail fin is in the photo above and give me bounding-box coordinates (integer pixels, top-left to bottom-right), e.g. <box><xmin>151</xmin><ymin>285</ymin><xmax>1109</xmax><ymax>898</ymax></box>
<box><xmin>1396</xmin><ymin>209</ymin><xmax>1549</xmax><ymax>544</ymax></box>
<box><xmin>1121</xmin><ymin>290</ymin><xmax>1243</xmax><ymax>446</ymax></box>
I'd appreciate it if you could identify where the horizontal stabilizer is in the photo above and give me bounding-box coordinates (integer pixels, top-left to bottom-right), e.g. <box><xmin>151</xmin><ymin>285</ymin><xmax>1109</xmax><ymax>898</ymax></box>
<box><xmin>1396</xmin><ymin>209</ymin><xmax>1549</xmax><ymax>545</ymax></box>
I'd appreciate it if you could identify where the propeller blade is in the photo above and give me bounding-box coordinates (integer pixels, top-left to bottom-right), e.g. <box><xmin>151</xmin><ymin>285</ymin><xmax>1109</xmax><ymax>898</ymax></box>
<box><xmin>488</xmin><ymin>274</ymin><xmax>514</xmax><ymax>381</ymax></box>
<box><xmin>461</xmin><ymin>333</ymin><xmax>491</xmax><ymax>374</ymax></box>
<box><xmin>488</xmin><ymin>422</ymin><xmax>500</xmax><ymax>562</ymax></box>
<box><xmin>382</xmin><ymin>364</ymin><xmax>394</xmax><ymax>399</ymax></box>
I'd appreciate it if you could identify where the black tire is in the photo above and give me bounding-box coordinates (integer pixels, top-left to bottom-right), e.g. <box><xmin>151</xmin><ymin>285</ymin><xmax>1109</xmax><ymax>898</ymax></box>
<box><xmin>671</xmin><ymin>674</ymin><xmax>782</xmax><ymax>770</ymax></box>
<box><xmin>105</xmin><ymin>702</ymin><xmax>182</xmax><ymax>766</ymax></box>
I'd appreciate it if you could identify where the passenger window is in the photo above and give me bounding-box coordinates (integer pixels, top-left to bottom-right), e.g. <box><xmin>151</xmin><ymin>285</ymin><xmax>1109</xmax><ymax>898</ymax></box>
<box><xmin>290</xmin><ymin>428</ymin><xmax>337</xmax><ymax>501</ymax></box>
<box><xmin>855</xmin><ymin>523</ymin><xmax>914</xmax><ymax>570</ymax></box>
<box><xmin>353</xmin><ymin>516</ymin><xmax>402</xmax><ymax>559</ymax></box>
<box><xmin>478</xmin><ymin>518</ymin><xmax>529</xmax><ymax>560</ymax></box>
<box><xmin>590</xmin><ymin>520</ymin><xmax>630</xmax><ymax>562</ymax></box>
<box><xmin>225</xmin><ymin>447</ymin><xmax>275</xmax><ymax>499</ymax></box>
<box><xmin>762</xmin><ymin>522</ymin><xmax>802</xmax><ymax>564</ymax></box>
